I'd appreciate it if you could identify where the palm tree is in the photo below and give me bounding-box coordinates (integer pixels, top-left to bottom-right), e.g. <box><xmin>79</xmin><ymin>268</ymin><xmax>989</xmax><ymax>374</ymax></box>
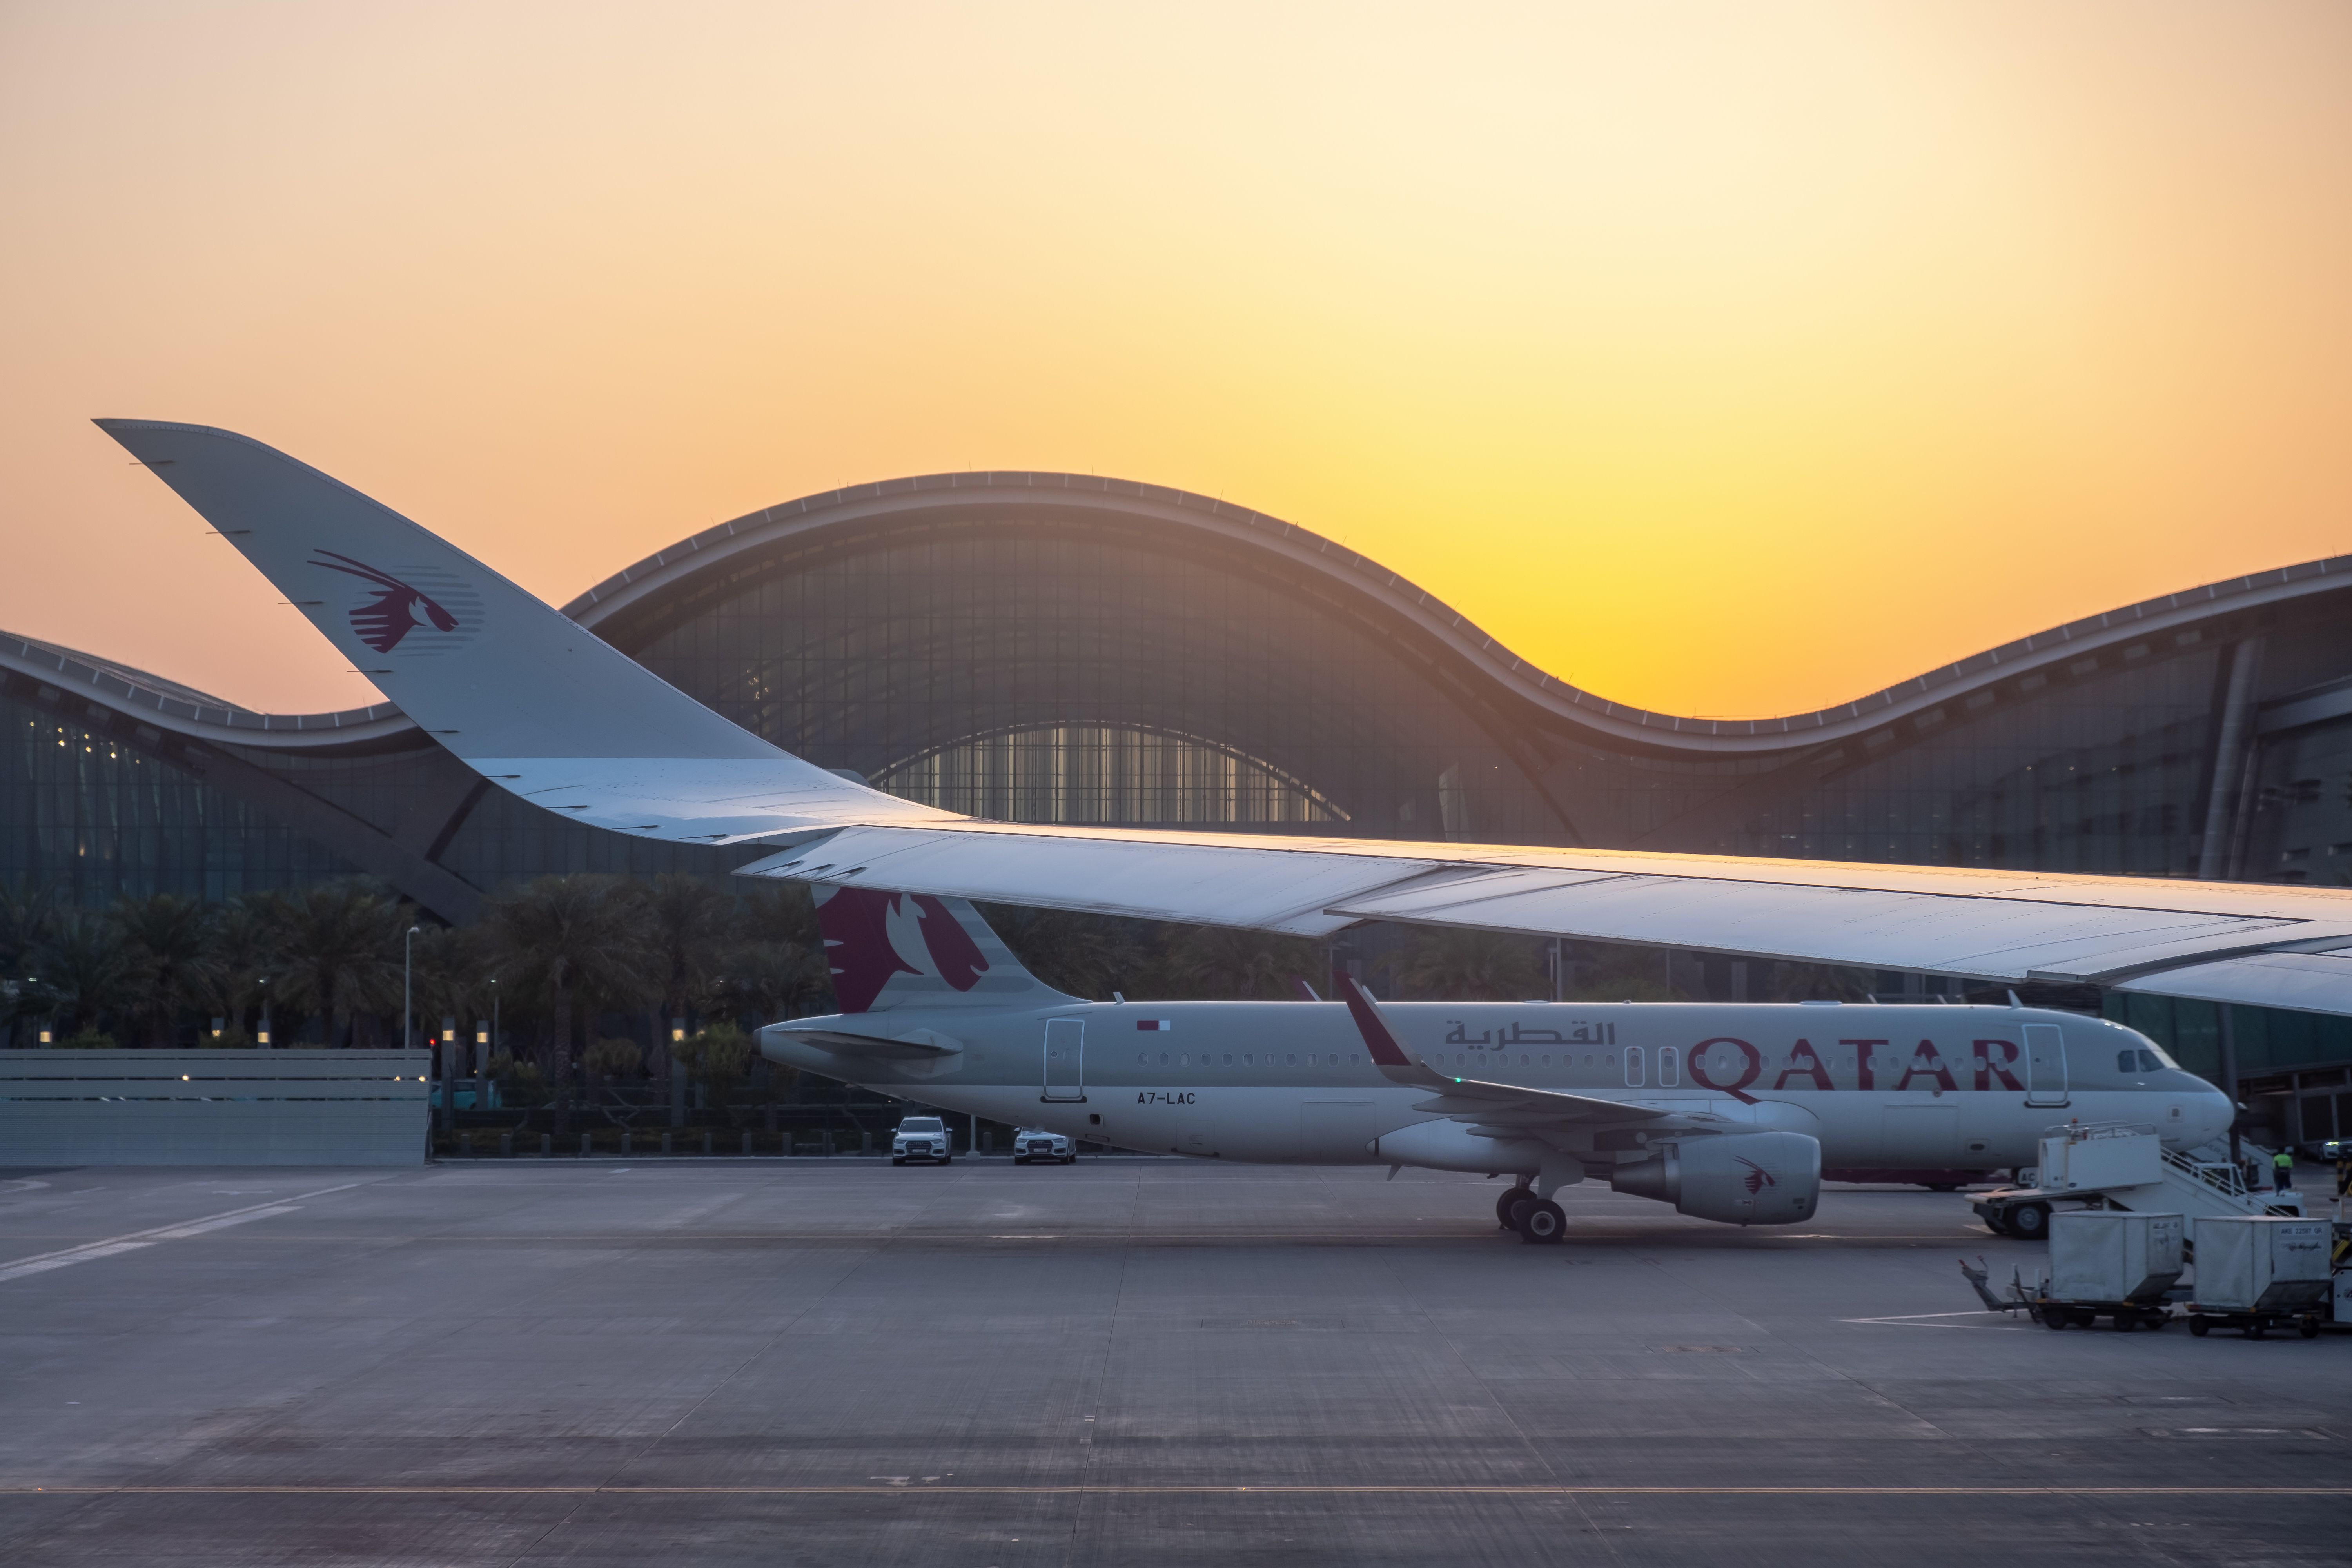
<box><xmin>34</xmin><ymin>909</ymin><xmax>130</xmax><ymax>1040</ymax></box>
<box><xmin>715</xmin><ymin>883</ymin><xmax>833</xmax><ymax>1022</ymax></box>
<box><xmin>483</xmin><ymin>875</ymin><xmax>653</xmax><ymax>1134</ymax></box>
<box><xmin>641</xmin><ymin>873</ymin><xmax>733</xmax><ymax>1067</ymax></box>
<box><xmin>0</xmin><ymin>880</ymin><xmax>58</xmax><ymax>1046</ymax></box>
<box><xmin>114</xmin><ymin>893</ymin><xmax>214</xmax><ymax>1047</ymax></box>
<box><xmin>1385</xmin><ymin>927</ymin><xmax>1546</xmax><ymax>1001</ymax></box>
<box><xmin>984</xmin><ymin>905</ymin><xmax>1156</xmax><ymax>1000</ymax></box>
<box><xmin>200</xmin><ymin>894</ymin><xmax>283</xmax><ymax>1040</ymax></box>
<box><xmin>408</xmin><ymin>922</ymin><xmax>492</xmax><ymax>1043</ymax></box>
<box><xmin>1158</xmin><ymin>924</ymin><xmax>1326</xmax><ymax>1000</ymax></box>
<box><xmin>269</xmin><ymin>880</ymin><xmax>407</xmax><ymax>1045</ymax></box>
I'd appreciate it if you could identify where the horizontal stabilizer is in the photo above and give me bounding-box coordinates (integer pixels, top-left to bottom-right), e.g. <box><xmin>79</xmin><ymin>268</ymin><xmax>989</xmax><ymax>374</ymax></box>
<box><xmin>767</xmin><ymin>1020</ymin><xmax>965</xmax><ymax>1058</ymax></box>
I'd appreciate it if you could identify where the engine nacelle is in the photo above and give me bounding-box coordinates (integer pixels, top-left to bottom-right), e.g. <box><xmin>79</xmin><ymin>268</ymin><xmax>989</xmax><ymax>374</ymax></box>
<box><xmin>1608</xmin><ymin>1131</ymin><xmax>1820</xmax><ymax>1226</ymax></box>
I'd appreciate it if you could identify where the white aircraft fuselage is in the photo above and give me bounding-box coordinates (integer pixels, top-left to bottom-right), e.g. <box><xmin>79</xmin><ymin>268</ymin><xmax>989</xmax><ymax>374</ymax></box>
<box><xmin>763</xmin><ymin>998</ymin><xmax>2230</xmax><ymax>1176</ymax></box>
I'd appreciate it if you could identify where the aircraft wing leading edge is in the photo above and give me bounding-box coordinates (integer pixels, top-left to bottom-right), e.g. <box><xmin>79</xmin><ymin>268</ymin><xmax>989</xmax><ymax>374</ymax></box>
<box><xmin>101</xmin><ymin>419</ymin><xmax>2352</xmax><ymax>1017</ymax></box>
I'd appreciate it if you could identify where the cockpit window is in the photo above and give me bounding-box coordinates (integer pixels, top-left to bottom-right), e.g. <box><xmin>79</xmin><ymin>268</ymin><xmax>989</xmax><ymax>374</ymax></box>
<box><xmin>2119</xmin><ymin>1047</ymin><xmax>2169</xmax><ymax>1074</ymax></box>
<box><xmin>2137</xmin><ymin>1048</ymin><xmax>2167</xmax><ymax>1073</ymax></box>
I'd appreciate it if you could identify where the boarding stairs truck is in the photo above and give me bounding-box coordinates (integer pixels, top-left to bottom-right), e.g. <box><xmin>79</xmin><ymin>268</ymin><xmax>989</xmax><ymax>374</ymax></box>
<box><xmin>1973</xmin><ymin>1123</ymin><xmax>2302</xmax><ymax>1240</ymax></box>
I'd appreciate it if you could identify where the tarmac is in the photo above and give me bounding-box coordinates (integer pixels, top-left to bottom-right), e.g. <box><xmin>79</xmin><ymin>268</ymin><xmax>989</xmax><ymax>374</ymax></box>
<box><xmin>0</xmin><ymin>1156</ymin><xmax>2345</xmax><ymax>1567</ymax></box>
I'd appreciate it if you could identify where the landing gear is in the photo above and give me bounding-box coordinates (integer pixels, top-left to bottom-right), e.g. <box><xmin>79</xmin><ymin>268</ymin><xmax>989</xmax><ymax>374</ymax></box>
<box><xmin>1497</xmin><ymin>1185</ymin><xmax>1534</xmax><ymax>1231</ymax></box>
<box><xmin>1516</xmin><ymin>1199</ymin><xmax>1567</xmax><ymax>1245</ymax></box>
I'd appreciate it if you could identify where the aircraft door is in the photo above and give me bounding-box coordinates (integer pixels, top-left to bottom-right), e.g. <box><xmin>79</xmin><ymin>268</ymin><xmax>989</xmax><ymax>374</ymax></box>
<box><xmin>2022</xmin><ymin>1024</ymin><xmax>2067</xmax><ymax>1107</ymax></box>
<box><xmin>1623</xmin><ymin>1046</ymin><xmax>1645</xmax><ymax>1087</ymax></box>
<box><xmin>1042</xmin><ymin>1018</ymin><xmax>1085</xmax><ymax>1102</ymax></box>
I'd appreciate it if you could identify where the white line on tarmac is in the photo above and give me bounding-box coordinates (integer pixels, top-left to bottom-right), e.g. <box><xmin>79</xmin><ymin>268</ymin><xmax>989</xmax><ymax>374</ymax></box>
<box><xmin>1840</xmin><ymin>1309</ymin><xmax>2029</xmax><ymax>1330</ymax></box>
<box><xmin>0</xmin><ymin>1183</ymin><xmax>369</xmax><ymax>1283</ymax></box>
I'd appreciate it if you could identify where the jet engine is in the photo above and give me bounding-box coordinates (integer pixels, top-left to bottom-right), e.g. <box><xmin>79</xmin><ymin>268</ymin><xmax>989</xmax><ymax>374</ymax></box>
<box><xmin>1608</xmin><ymin>1131</ymin><xmax>1820</xmax><ymax>1226</ymax></box>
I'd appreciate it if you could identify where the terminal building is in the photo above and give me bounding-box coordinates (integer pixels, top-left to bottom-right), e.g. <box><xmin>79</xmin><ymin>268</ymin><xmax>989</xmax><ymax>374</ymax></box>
<box><xmin>5</xmin><ymin>472</ymin><xmax>2351</xmax><ymax>1133</ymax></box>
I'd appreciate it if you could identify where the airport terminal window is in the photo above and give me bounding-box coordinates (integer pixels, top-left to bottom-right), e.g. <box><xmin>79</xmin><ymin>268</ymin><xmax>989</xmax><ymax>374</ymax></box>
<box><xmin>877</xmin><ymin>724</ymin><xmax>1342</xmax><ymax>826</ymax></box>
<box><xmin>629</xmin><ymin>524</ymin><xmax>1566</xmax><ymax>844</ymax></box>
<box><xmin>0</xmin><ymin>698</ymin><xmax>355</xmax><ymax>903</ymax></box>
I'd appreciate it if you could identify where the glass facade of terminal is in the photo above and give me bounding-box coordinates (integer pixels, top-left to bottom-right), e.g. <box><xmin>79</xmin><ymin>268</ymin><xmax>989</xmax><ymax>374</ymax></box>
<box><xmin>0</xmin><ymin>695</ymin><xmax>356</xmax><ymax>903</ymax></box>
<box><xmin>627</xmin><ymin>525</ymin><xmax>1560</xmax><ymax>842</ymax></box>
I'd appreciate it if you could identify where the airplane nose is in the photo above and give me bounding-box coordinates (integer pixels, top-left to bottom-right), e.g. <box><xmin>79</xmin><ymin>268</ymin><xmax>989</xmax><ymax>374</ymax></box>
<box><xmin>2200</xmin><ymin>1085</ymin><xmax>2234</xmax><ymax>1144</ymax></box>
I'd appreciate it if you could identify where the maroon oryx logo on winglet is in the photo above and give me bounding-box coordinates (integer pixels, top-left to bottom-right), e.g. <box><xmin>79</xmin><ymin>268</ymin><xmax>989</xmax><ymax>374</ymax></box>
<box><xmin>1737</xmin><ymin>1157</ymin><xmax>1776</xmax><ymax>1196</ymax></box>
<box><xmin>309</xmin><ymin>550</ymin><xmax>461</xmax><ymax>653</ymax></box>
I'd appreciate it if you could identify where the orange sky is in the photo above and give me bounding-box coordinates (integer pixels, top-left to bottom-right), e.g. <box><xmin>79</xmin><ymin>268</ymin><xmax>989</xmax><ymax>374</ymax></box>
<box><xmin>3</xmin><ymin>1</ymin><xmax>2347</xmax><ymax>719</ymax></box>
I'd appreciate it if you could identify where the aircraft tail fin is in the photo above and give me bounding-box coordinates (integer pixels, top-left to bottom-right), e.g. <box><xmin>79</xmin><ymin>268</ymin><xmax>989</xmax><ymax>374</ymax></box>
<box><xmin>817</xmin><ymin>886</ymin><xmax>1079</xmax><ymax>1013</ymax></box>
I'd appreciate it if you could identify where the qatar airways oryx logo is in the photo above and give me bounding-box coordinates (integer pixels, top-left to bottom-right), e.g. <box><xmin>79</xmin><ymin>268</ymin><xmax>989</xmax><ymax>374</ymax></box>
<box><xmin>307</xmin><ymin>550</ymin><xmax>482</xmax><ymax>655</ymax></box>
<box><xmin>1736</xmin><ymin>1156</ymin><xmax>1777</xmax><ymax>1196</ymax></box>
<box><xmin>814</xmin><ymin>886</ymin><xmax>990</xmax><ymax>1013</ymax></box>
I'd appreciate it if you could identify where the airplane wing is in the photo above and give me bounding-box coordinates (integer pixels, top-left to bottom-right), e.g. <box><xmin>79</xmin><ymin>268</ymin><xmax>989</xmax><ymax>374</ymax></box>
<box><xmin>99</xmin><ymin>419</ymin><xmax>2352</xmax><ymax>1018</ymax></box>
<box><xmin>1337</xmin><ymin>975</ymin><xmax>1674</xmax><ymax>1125</ymax></box>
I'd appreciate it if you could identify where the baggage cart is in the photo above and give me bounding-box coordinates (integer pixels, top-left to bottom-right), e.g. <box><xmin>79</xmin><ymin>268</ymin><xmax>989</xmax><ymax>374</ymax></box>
<box><xmin>2185</xmin><ymin>1216</ymin><xmax>2332</xmax><ymax>1339</ymax></box>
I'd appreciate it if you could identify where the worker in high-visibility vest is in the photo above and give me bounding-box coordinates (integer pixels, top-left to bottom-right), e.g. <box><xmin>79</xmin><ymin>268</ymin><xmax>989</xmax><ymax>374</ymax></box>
<box><xmin>2272</xmin><ymin>1149</ymin><xmax>2295</xmax><ymax>1191</ymax></box>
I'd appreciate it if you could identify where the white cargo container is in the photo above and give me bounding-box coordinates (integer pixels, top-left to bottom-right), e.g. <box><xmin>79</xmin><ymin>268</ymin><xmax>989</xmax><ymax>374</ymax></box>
<box><xmin>2036</xmin><ymin>1128</ymin><xmax>2161</xmax><ymax>1192</ymax></box>
<box><xmin>2188</xmin><ymin>1217</ymin><xmax>2332</xmax><ymax>1314</ymax></box>
<box><xmin>2047</xmin><ymin>1210</ymin><xmax>2183</xmax><ymax>1305</ymax></box>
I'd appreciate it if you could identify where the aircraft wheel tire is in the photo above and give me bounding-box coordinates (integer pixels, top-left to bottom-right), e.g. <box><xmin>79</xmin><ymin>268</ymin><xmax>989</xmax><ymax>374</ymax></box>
<box><xmin>1497</xmin><ymin>1187</ymin><xmax>1533</xmax><ymax>1230</ymax></box>
<box><xmin>1517</xmin><ymin>1199</ymin><xmax>1567</xmax><ymax>1245</ymax></box>
<box><xmin>2007</xmin><ymin>1203</ymin><xmax>2050</xmax><ymax>1240</ymax></box>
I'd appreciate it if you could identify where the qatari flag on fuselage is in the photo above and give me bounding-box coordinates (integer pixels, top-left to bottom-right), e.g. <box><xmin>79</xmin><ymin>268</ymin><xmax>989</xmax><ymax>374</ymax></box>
<box><xmin>1135</xmin><ymin>1019</ymin><xmax>1174</xmax><ymax>1031</ymax></box>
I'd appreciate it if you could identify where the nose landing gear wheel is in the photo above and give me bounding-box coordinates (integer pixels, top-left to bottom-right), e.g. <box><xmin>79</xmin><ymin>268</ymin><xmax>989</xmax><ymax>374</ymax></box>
<box><xmin>1516</xmin><ymin>1199</ymin><xmax>1567</xmax><ymax>1244</ymax></box>
<box><xmin>1497</xmin><ymin>1187</ymin><xmax>1535</xmax><ymax>1231</ymax></box>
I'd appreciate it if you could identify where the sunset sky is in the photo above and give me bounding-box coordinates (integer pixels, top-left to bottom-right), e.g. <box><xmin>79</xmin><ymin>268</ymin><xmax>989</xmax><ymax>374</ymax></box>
<box><xmin>2</xmin><ymin>1</ymin><xmax>2347</xmax><ymax>719</ymax></box>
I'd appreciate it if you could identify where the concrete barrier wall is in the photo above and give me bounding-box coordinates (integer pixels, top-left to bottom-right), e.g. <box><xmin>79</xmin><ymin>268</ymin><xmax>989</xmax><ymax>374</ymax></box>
<box><xmin>0</xmin><ymin>1050</ymin><xmax>431</xmax><ymax>1165</ymax></box>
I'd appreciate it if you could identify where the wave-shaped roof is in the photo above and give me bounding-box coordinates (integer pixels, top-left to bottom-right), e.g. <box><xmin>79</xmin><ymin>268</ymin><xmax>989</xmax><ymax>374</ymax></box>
<box><xmin>11</xmin><ymin>469</ymin><xmax>2348</xmax><ymax>757</ymax></box>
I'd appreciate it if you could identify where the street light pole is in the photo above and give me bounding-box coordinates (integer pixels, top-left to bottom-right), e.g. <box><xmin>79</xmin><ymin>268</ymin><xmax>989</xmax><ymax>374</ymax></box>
<box><xmin>403</xmin><ymin>925</ymin><xmax>422</xmax><ymax>1052</ymax></box>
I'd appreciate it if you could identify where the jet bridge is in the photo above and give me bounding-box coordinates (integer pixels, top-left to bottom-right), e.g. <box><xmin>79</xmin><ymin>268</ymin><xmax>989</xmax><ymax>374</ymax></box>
<box><xmin>1973</xmin><ymin>1123</ymin><xmax>2302</xmax><ymax>1241</ymax></box>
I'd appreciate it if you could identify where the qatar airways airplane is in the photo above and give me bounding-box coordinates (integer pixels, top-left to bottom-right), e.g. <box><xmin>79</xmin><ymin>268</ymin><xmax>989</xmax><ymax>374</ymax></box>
<box><xmin>780</xmin><ymin>884</ymin><xmax>2229</xmax><ymax>1240</ymax></box>
<box><xmin>94</xmin><ymin>420</ymin><xmax>2327</xmax><ymax>1235</ymax></box>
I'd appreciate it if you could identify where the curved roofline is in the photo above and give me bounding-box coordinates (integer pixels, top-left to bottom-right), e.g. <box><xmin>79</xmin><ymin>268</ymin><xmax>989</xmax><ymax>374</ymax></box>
<box><xmin>0</xmin><ymin>633</ymin><xmax>411</xmax><ymax>751</ymax></box>
<box><xmin>11</xmin><ymin>468</ymin><xmax>2348</xmax><ymax>758</ymax></box>
<box><xmin>565</xmin><ymin>469</ymin><xmax>2352</xmax><ymax>756</ymax></box>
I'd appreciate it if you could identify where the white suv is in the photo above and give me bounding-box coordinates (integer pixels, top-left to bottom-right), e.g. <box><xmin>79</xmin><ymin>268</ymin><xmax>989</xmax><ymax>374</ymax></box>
<box><xmin>891</xmin><ymin>1116</ymin><xmax>953</xmax><ymax>1165</ymax></box>
<box><xmin>1013</xmin><ymin>1127</ymin><xmax>1075</xmax><ymax>1165</ymax></box>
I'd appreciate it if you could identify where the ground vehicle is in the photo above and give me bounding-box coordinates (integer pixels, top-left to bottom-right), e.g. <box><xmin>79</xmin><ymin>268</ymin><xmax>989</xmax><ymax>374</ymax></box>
<box><xmin>1012</xmin><ymin>1127</ymin><xmax>1075</xmax><ymax>1165</ymax></box>
<box><xmin>891</xmin><ymin>1116</ymin><xmax>953</xmax><ymax>1165</ymax></box>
